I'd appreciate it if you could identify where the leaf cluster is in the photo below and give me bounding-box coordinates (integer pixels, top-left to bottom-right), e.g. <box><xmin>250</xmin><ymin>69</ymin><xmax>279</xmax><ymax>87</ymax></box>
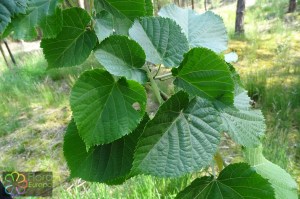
<box><xmin>1</xmin><ymin>1</ymin><xmax>298</xmax><ymax>198</ymax></box>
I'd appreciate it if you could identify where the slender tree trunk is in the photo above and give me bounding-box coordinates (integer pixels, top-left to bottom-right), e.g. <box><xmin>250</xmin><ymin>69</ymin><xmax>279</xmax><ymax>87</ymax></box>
<box><xmin>288</xmin><ymin>0</ymin><xmax>297</xmax><ymax>12</ymax></box>
<box><xmin>180</xmin><ymin>0</ymin><xmax>186</xmax><ymax>7</ymax></box>
<box><xmin>78</xmin><ymin>0</ymin><xmax>84</xmax><ymax>9</ymax></box>
<box><xmin>174</xmin><ymin>0</ymin><xmax>180</xmax><ymax>6</ymax></box>
<box><xmin>84</xmin><ymin>0</ymin><xmax>90</xmax><ymax>12</ymax></box>
<box><xmin>0</xmin><ymin>42</ymin><xmax>12</xmax><ymax>70</ymax></box>
<box><xmin>235</xmin><ymin>0</ymin><xmax>245</xmax><ymax>34</ymax></box>
<box><xmin>192</xmin><ymin>0</ymin><xmax>194</xmax><ymax>9</ymax></box>
<box><xmin>3</xmin><ymin>39</ymin><xmax>16</xmax><ymax>66</ymax></box>
<box><xmin>204</xmin><ymin>0</ymin><xmax>207</xmax><ymax>10</ymax></box>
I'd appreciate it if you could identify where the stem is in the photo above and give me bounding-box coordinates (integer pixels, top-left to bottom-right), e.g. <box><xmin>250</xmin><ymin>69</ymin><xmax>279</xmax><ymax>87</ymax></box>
<box><xmin>154</xmin><ymin>72</ymin><xmax>172</xmax><ymax>80</ymax></box>
<box><xmin>214</xmin><ymin>152</ymin><xmax>224</xmax><ymax>172</ymax></box>
<box><xmin>153</xmin><ymin>64</ymin><xmax>161</xmax><ymax>78</ymax></box>
<box><xmin>211</xmin><ymin>161</ymin><xmax>216</xmax><ymax>179</ymax></box>
<box><xmin>146</xmin><ymin>67</ymin><xmax>163</xmax><ymax>104</ymax></box>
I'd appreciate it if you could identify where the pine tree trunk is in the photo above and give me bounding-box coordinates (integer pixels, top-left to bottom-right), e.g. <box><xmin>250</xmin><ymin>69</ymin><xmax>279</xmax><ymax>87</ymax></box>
<box><xmin>288</xmin><ymin>0</ymin><xmax>297</xmax><ymax>13</ymax></box>
<box><xmin>235</xmin><ymin>0</ymin><xmax>245</xmax><ymax>34</ymax></box>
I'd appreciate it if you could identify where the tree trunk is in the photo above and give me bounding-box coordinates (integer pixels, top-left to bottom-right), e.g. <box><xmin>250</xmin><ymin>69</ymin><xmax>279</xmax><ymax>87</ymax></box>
<box><xmin>235</xmin><ymin>0</ymin><xmax>245</xmax><ymax>34</ymax></box>
<box><xmin>174</xmin><ymin>0</ymin><xmax>180</xmax><ymax>6</ymax></box>
<box><xmin>192</xmin><ymin>0</ymin><xmax>194</xmax><ymax>9</ymax></box>
<box><xmin>78</xmin><ymin>0</ymin><xmax>84</xmax><ymax>9</ymax></box>
<box><xmin>84</xmin><ymin>0</ymin><xmax>90</xmax><ymax>12</ymax></box>
<box><xmin>180</xmin><ymin>0</ymin><xmax>186</xmax><ymax>7</ymax></box>
<box><xmin>288</xmin><ymin>0</ymin><xmax>297</xmax><ymax>12</ymax></box>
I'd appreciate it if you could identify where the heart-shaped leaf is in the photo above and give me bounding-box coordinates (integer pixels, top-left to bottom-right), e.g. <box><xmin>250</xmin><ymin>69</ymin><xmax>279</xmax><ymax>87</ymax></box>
<box><xmin>172</xmin><ymin>47</ymin><xmax>234</xmax><ymax>104</ymax></box>
<box><xmin>133</xmin><ymin>91</ymin><xmax>221</xmax><ymax>177</ymax></box>
<box><xmin>70</xmin><ymin>69</ymin><xmax>147</xmax><ymax>147</ymax></box>
<box><xmin>41</xmin><ymin>8</ymin><xmax>97</xmax><ymax>68</ymax></box>
<box><xmin>176</xmin><ymin>163</ymin><xmax>275</xmax><ymax>199</ymax></box>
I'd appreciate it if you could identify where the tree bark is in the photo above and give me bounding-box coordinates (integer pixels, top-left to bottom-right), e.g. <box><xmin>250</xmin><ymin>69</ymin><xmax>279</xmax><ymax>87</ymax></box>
<box><xmin>235</xmin><ymin>0</ymin><xmax>245</xmax><ymax>34</ymax></box>
<box><xmin>192</xmin><ymin>0</ymin><xmax>194</xmax><ymax>9</ymax></box>
<box><xmin>288</xmin><ymin>0</ymin><xmax>297</xmax><ymax>12</ymax></box>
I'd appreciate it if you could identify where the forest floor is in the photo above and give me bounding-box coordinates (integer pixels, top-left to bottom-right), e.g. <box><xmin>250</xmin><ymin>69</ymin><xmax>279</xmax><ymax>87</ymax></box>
<box><xmin>0</xmin><ymin>1</ymin><xmax>299</xmax><ymax>198</ymax></box>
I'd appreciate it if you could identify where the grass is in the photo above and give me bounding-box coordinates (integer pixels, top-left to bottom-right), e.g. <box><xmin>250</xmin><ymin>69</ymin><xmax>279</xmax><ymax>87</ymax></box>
<box><xmin>0</xmin><ymin>0</ymin><xmax>300</xmax><ymax>197</ymax></box>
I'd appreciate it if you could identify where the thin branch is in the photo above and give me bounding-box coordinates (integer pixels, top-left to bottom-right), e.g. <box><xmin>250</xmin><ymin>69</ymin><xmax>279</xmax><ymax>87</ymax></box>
<box><xmin>153</xmin><ymin>64</ymin><xmax>161</xmax><ymax>78</ymax></box>
<box><xmin>154</xmin><ymin>72</ymin><xmax>172</xmax><ymax>80</ymax></box>
<box><xmin>146</xmin><ymin>67</ymin><xmax>163</xmax><ymax>104</ymax></box>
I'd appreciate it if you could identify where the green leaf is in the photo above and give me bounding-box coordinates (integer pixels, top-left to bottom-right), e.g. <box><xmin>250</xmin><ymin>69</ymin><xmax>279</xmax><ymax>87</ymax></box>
<box><xmin>172</xmin><ymin>47</ymin><xmax>234</xmax><ymax>104</ymax></box>
<box><xmin>94</xmin><ymin>0</ymin><xmax>146</xmax><ymax>21</ymax></box>
<box><xmin>129</xmin><ymin>17</ymin><xmax>189</xmax><ymax>67</ymax></box>
<box><xmin>94</xmin><ymin>10</ymin><xmax>132</xmax><ymax>42</ymax></box>
<box><xmin>159</xmin><ymin>4</ymin><xmax>228</xmax><ymax>53</ymax></box>
<box><xmin>176</xmin><ymin>163</ymin><xmax>275</xmax><ymax>199</ymax></box>
<box><xmin>10</xmin><ymin>0</ymin><xmax>61</xmax><ymax>40</ymax></box>
<box><xmin>144</xmin><ymin>0</ymin><xmax>153</xmax><ymax>16</ymax></box>
<box><xmin>94</xmin><ymin>35</ymin><xmax>147</xmax><ymax>84</ymax></box>
<box><xmin>133</xmin><ymin>91</ymin><xmax>221</xmax><ymax>177</ymax></box>
<box><xmin>63</xmin><ymin>116</ymin><xmax>149</xmax><ymax>183</ymax></box>
<box><xmin>39</xmin><ymin>7</ymin><xmax>62</xmax><ymax>38</ymax></box>
<box><xmin>0</xmin><ymin>0</ymin><xmax>26</xmax><ymax>34</ymax></box>
<box><xmin>214</xmin><ymin>88</ymin><xmax>265</xmax><ymax>147</ymax></box>
<box><xmin>41</xmin><ymin>8</ymin><xmax>97</xmax><ymax>68</ymax></box>
<box><xmin>244</xmin><ymin>146</ymin><xmax>298</xmax><ymax>199</ymax></box>
<box><xmin>70</xmin><ymin>69</ymin><xmax>147</xmax><ymax>147</ymax></box>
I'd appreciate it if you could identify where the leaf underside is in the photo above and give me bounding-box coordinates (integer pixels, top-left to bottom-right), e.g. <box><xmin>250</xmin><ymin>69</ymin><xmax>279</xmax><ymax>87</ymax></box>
<box><xmin>244</xmin><ymin>146</ymin><xmax>298</xmax><ymax>199</ymax></box>
<box><xmin>133</xmin><ymin>91</ymin><xmax>221</xmax><ymax>177</ymax></box>
<box><xmin>10</xmin><ymin>0</ymin><xmax>62</xmax><ymax>40</ymax></box>
<box><xmin>0</xmin><ymin>0</ymin><xmax>26</xmax><ymax>34</ymax></box>
<box><xmin>159</xmin><ymin>4</ymin><xmax>228</xmax><ymax>52</ymax></box>
<box><xmin>129</xmin><ymin>17</ymin><xmax>189</xmax><ymax>67</ymax></box>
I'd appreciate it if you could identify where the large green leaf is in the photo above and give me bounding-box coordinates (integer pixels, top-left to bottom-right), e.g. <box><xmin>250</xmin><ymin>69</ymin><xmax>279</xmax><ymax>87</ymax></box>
<box><xmin>0</xmin><ymin>0</ymin><xmax>26</xmax><ymax>34</ymax></box>
<box><xmin>244</xmin><ymin>146</ymin><xmax>298</xmax><ymax>199</ymax></box>
<box><xmin>64</xmin><ymin>116</ymin><xmax>149</xmax><ymax>183</ymax></box>
<box><xmin>94</xmin><ymin>35</ymin><xmax>147</xmax><ymax>84</ymax></box>
<box><xmin>70</xmin><ymin>69</ymin><xmax>147</xmax><ymax>147</ymax></box>
<box><xmin>10</xmin><ymin>0</ymin><xmax>61</xmax><ymax>40</ymax></box>
<box><xmin>129</xmin><ymin>17</ymin><xmax>189</xmax><ymax>67</ymax></box>
<box><xmin>159</xmin><ymin>4</ymin><xmax>228</xmax><ymax>53</ymax></box>
<box><xmin>176</xmin><ymin>163</ymin><xmax>275</xmax><ymax>199</ymax></box>
<box><xmin>172</xmin><ymin>47</ymin><xmax>234</xmax><ymax>104</ymax></box>
<box><xmin>94</xmin><ymin>10</ymin><xmax>131</xmax><ymax>42</ymax></box>
<box><xmin>41</xmin><ymin>8</ymin><xmax>97</xmax><ymax>68</ymax></box>
<box><xmin>133</xmin><ymin>91</ymin><xmax>221</xmax><ymax>177</ymax></box>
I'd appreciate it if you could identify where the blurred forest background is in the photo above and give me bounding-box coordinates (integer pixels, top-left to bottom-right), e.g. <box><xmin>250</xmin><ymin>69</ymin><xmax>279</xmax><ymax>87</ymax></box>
<box><xmin>0</xmin><ymin>0</ymin><xmax>299</xmax><ymax>198</ymax></box>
